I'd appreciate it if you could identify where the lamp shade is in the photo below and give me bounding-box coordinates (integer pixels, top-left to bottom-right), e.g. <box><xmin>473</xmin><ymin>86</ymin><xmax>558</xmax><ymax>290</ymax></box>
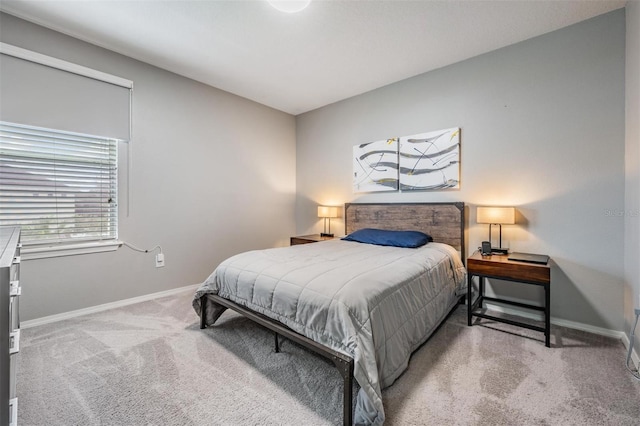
<box><xmin>317</xmin><ymin>205</ymin><xmax>339</xmax><ymax>218</ymax></box>
<box><xmin>477</xmin><ymin>206</ymin><xmax>515</xmax><ymax>224</ymax></box>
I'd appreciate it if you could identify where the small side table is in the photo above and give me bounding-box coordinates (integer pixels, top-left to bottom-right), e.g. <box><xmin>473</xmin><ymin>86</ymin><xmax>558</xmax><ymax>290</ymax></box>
<box><xmin>290</xmin><ymin>234</ymin><xmax>339</xmax><ymax>246</ymax></box>
<box><xmin>467</xmin><ymin>251</ymin><xmax>551</xmax><ymax>347</ymax></box>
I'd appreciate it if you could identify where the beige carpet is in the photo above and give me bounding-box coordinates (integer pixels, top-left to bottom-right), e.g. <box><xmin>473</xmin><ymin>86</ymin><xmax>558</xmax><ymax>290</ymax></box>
<box><xmin>16</xmin><ymin>290</ymin><xmax>640</xmax><ymax>425</ymax></box>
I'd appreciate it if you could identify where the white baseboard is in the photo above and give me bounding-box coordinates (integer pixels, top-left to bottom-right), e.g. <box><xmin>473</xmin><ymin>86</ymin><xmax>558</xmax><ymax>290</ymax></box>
<box><xmin>482</xmin><ymin>302</ymin><xmax>625</xmax><ymax>339</ymax></box>
<box><xmin>20</xmin><ymin>287</ymin><xmax>640</xmax><ymax>371</ymax></box>
<box><xmin>21</xmin><ymin>283</ymin><xmax>200</xmax><ymax>329</ymax></box>
<box><xmin>483</xmin><ymin>302</ymin><xmax>640</xmax><ymax>369</ymax></box>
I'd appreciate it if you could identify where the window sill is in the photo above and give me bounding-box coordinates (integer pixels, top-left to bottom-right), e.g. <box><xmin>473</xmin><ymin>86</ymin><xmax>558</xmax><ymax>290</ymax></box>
<box><xmin>21</xmin><ymin>240</ymin><xmax>121</xmax><ymax>261</ymax></box>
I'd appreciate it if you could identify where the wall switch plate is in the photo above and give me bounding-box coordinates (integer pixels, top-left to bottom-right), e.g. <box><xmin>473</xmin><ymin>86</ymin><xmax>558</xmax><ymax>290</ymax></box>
<box><xmin>155</xmin><ymin>253</ymin><xmax>165</xmax><ymax>268</ymax></box>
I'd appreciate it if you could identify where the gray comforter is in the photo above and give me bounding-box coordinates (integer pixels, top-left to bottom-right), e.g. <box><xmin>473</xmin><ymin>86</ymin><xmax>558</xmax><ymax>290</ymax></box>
<box><xmin>193</xmin><ymin>239</ymin><xmax>466</xmax><ymax>425</ymax></box>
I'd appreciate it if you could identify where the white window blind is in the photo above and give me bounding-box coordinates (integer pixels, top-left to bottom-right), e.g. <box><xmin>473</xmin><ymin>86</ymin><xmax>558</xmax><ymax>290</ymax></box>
<box><xmin>0</xmin><ymin>121</ymin><xmax>118</xmax><ymax>246</ymax></box>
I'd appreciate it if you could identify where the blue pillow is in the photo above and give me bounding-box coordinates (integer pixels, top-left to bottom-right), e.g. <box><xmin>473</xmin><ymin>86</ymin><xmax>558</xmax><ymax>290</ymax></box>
<box><xmin>342</xmin><ymin>228</ymin><xmax>432</xmax><ymax>248</ymax></box>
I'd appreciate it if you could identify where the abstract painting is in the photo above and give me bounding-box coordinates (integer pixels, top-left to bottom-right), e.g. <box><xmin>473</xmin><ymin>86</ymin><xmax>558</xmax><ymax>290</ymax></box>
<box><xmin>353</xmin><ymin>137</ymin><xmax>399</xmax><ymax>192</ymax></box>
<box><xmin>399</xmin><ymin>127</ymin><xmax>460</xmax><ymax>191</ymax></box>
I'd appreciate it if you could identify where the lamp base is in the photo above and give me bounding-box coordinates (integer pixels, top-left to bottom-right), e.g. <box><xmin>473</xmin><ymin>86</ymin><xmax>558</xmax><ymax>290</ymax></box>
<box><xmin>320</xmin><ymin>233</ymin><xmax>334</xmax><ymax>238</ymax></box>
<box><xmin>491</xmin><ymin>247</ymin><xmax>509</xmax><ymax>255</ymax></box>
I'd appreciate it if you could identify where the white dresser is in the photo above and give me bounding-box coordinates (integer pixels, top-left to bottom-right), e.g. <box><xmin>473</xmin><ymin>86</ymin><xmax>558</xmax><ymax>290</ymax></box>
<box><xmin>1</xmin><ymin>227</ymin><xmax>21</xmax><ymax>426</ymax></box>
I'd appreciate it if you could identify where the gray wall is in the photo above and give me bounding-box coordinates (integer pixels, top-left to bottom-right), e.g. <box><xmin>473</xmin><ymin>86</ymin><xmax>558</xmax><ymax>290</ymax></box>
<box><xmin>296</xmin><ymin>10</ymin><xmax>626</xmax><ymax>331</ymax></box>
<box><xmin>0</xmin><ymin>9</ymin><xmax>631</xmax><ymax>333</ymax></box>
<box><xmin>0</xmin><ymin>13</ymin><xmax>297</xmax><ymax>321</ymax></box>
<box><xmin>625</xmin><ymin>2</ymin><xmax>640</xmax><ymax>349</ymax></box>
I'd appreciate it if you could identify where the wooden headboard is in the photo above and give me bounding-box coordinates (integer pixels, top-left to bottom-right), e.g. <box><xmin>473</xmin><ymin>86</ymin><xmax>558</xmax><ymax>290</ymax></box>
<box><xmin>344</xmin><ymin>202</ymin><xmax>465</xmax><ymax>256</ymax></box>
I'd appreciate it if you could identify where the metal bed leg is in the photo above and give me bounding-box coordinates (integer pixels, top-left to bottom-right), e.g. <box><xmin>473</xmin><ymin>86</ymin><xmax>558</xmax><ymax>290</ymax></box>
<box><xmin>200</xmin><ymin>295</ymin><xmax>207</xmax><ymax>329</ymax></box>
<box><xmin>545</xmin><ymin>283</ymin><xmax>551</xmax><ymax>347</ymax></box>
<box><xmin>467</xmin><ymin>274</ymin><xmax>473</xmax><ymax>326</ymax></box>
<box><xmin>331</xmin><ymin>356</ymin><xmax>354</xmax><ymax>426</ymax></box>
<box><xmin>274</xmin><ymin>332</ymin><xmax>280</xmax><ymax>353</ymax></box>
<box><xmin>343</xmin><ymin>364</ymin><xmax>353</xmax><ymax>426</ymax></box>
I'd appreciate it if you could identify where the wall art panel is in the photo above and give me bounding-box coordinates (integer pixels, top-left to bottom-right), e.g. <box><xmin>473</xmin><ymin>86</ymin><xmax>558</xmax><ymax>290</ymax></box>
<box><xmin>353</xmin><ymin>137</ymin><xmax>399</xmax><ymax>192</ymax></box>
<box><xmin>399</xmin><ymin>128</ymin><xmax>460</xmax><ymax>190</ymax></box>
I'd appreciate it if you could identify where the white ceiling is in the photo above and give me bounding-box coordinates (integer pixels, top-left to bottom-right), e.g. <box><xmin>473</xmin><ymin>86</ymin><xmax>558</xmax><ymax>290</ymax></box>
<box><xmin>0</xmin><ymin>0</ymin><xmax>626</xmax><ymax>115</ymax></box>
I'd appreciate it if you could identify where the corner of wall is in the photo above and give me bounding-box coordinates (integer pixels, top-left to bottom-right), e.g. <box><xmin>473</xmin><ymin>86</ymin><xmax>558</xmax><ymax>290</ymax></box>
<box><xmin>625</xmin><ymin>0</ymin><xmax>640</xmax><ymax>335</ymax></box>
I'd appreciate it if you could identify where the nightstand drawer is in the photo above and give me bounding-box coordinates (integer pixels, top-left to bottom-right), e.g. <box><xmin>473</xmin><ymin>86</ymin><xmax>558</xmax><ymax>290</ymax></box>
<box><xmin>290</xmin><ymin>237</ymin><xmax>316</xmax><ymax>245</ymax></box>
<box><xmin>467</xmin><ymin>255</ymin><xmax>550</xmax><ymax>285</ymax></box>
<box><xmin>290</xmin><ymin>234</ymin><xmax>339</xmax><ymax>246</ymax></box>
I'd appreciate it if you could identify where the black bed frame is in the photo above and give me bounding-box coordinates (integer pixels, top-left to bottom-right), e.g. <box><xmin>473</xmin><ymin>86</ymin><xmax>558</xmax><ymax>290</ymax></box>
<box><xmin>199</xmin><ymin>202</ymin><xmax>465</xmax><ymax>425</ymax></box>
<box><xmin>200</xmin><ymin>294</ymin><xmax>355</xmax><ymax>424</ymax></box>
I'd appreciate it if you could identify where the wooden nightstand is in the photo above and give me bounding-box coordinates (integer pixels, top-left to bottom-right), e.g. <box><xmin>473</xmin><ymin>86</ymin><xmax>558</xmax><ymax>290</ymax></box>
<box><xmin>290</xmin><ymin>234</ymin><xmax>339</xmax><ymax>246</ymax></box>
<box><xmin>467</xmin><ymin>251</ymin><xmax>551</xmax><ymax>347</ymax></box>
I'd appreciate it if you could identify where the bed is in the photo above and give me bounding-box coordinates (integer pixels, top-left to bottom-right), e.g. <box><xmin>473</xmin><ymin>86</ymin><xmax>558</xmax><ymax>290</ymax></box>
<box><xmin>193</xmin><ymin>202</ymin><xmax>466</xmax><ymax>425</ymax></box>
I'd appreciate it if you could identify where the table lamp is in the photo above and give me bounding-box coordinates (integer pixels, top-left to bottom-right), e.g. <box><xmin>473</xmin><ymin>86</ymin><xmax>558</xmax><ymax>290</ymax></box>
<box><xmin>318</xmin><ymin>206</ymin><xmax>339</xmax><ymax>237</ymax></box>
<box><xmin>476</xmin><ymin>206</ymin><xmax>515</xmax><ymax>254</ymax></box>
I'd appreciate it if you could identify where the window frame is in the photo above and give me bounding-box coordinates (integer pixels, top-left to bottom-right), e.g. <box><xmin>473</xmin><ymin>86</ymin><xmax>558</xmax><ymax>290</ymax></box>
<box><xmin>0</xmin><ymin>121</ymin><xmax>121</xmax><ymax>260</ymax></box>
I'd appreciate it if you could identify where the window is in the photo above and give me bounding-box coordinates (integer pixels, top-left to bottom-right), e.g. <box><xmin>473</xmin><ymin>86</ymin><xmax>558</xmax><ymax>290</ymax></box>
<box><xmin>0</xmin><ymin>121</ymin><xmax>118</xmax><ymax>246</ymax></box>
<box><xmin>0</xmin><ymin>43</ymin><xmax>131</xmax><ymax>257</ymax></box>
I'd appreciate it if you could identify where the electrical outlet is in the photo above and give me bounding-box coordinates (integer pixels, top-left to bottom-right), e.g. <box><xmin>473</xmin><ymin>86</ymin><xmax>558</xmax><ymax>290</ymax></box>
<box><xmin>155</xmin><ymin>253</ymin><xmax>165</xmax><ymax>268</ymax></box>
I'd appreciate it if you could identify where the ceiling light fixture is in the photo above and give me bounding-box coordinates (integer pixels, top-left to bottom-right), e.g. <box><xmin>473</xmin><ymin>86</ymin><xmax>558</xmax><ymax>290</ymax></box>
<box><xmin>267</xmin><ymin>0</ymin><xmax>311</xmax><ymax>13</ymax></box>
